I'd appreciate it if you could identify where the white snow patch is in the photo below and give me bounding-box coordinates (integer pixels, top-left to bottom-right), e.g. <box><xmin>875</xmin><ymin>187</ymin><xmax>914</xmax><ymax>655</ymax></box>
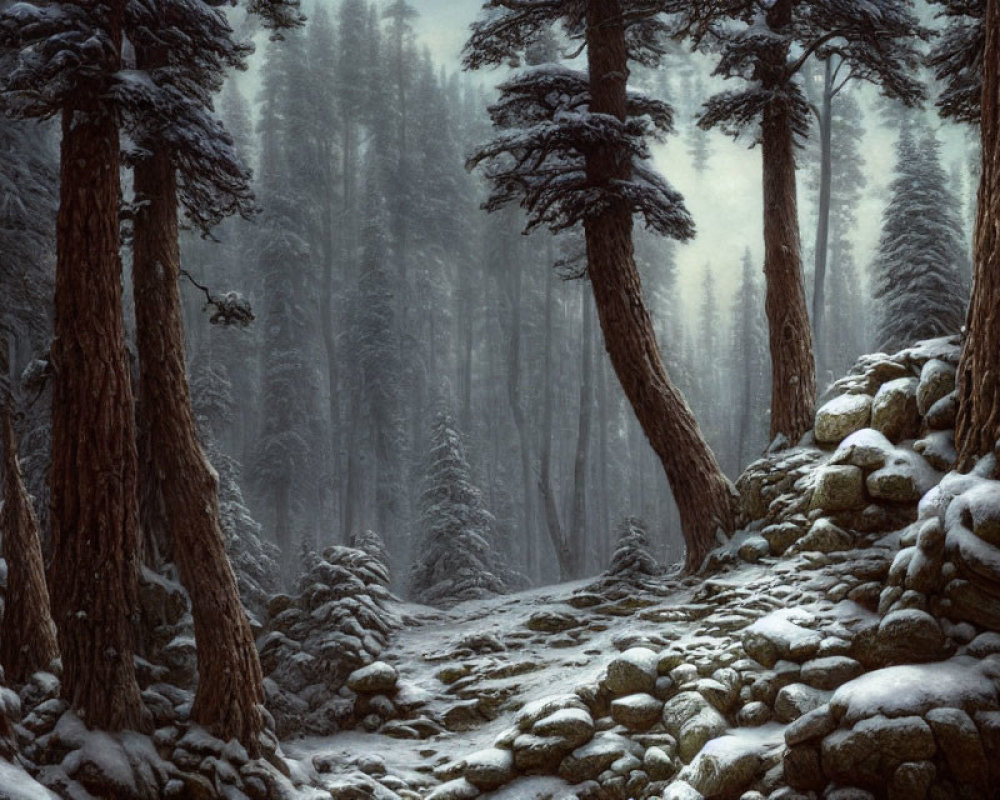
<box><xmin>831</xmin><ymin>656</ymin><xmax>999</xmax><ymax>724</ymax></box>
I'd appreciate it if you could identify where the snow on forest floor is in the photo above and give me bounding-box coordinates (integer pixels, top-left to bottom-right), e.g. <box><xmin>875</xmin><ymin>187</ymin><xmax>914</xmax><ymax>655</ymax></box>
<box><xmin>283</xmin><ymin>555</ymin><xmax>841</xmax><ymax>797</ymax></box>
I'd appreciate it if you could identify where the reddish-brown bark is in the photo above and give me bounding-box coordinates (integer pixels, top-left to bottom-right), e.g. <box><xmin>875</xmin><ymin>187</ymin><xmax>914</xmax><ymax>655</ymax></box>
<box><xmin>760</xmin><ymin>0</ymin><xmax>817</xmax><ymax>445</ymax></box>
<box><xmin>0</xmin><ymin>362</ymin><xmax>59</xmax><ymax>685</ymax></box>
<box><xmin>132</xmin><ymin>145</ymin><xmax>266</xmax><ymax>755</ymax></box>
<box><xmin>584</xmin><ymin>0</ymin><xmax>736</xmax><ymax>571</ymax></box>
<box><xmin>957</xmin><ymin>0</ymin><xmax>1000</xmax><ymax>470</ymax></box>
<box><xmin>47</xmin><ymin>18</ymin><xmax>150</xmax><ymax>728</ymax></box>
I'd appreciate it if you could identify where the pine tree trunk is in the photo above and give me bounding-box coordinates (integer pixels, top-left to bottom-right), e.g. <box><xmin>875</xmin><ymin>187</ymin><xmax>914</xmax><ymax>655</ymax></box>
<box><xmin>760</xmin><ymin>0</ymin><xmax>817</xmax><ymax>445</ymax></box>
<box><xmin>595</xmin><ymin>348</ymin><xmax>611</xmax><ymax>566</ymax></box>
<box><xmin>321</xmin><ymin>158</ymin><xmax>341</xmax><ymax>534</ymax></box>
<box><xmin>132</xmin><ymin>146</ymin><xmax>266</xmax><ymax>755</ymax></box>
<box><xmin>567</xmin><ymin>293</ymin><xmax>593</xmax><ymax>578</ymax></box>
<box><xmin>585</xmin><ymin>0</ymin><xmax>735</xmax><ymax>572</ymax></box>
<box><xmin>0</xmin><ymin>347</ymin><xmax>59</xmax><ymax>686</ymax></box>
<box><xmin>539</xmin><ymin>264</ymin><xmax>565</xmax><ymax>582</ymax></box>
<box><xmin>812</xmin><ymin>59</ymin><xmax>834</xmax><ymax>371</ymax></box>
<box><xmin>48</xmin><ymin>71</ymin><xmax>150</xmax><ymax>732</ymax></box>
<box><xmin>503</xmin><ymin>228</ymin><xmax>536</xmax><ymax>578</ymax></box>
<box><xmin>957</xmin><ymin>0</ymin><xmax>1000</xmax><ymax>469</ymax></box>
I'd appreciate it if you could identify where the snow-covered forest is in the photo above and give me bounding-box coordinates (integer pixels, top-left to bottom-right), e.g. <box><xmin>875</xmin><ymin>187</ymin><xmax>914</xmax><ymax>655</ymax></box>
<box><xmin>1</xmin><ymin>0</ymin><xmax>1000</xmax><ymax>798</ymax></box>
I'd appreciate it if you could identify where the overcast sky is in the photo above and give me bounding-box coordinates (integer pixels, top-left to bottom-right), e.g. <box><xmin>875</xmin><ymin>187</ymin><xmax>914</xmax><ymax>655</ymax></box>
<box><xmin>410</xmin><ymin>2</ymin><xmax>975</xmax><ymax>339</ymax></box>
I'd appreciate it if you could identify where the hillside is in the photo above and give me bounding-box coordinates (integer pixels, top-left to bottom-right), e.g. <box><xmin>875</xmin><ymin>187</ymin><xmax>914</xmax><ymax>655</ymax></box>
<box><xmin>3</xmin><ymin>336</ymin><xmax>999</xmax><ymax>800</ymax></box>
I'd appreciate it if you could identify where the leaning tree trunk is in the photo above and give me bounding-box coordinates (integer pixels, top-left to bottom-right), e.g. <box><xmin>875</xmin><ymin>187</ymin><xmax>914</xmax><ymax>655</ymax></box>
<box><xmin>0</xmin><ymin>345</ymin><xmax>59</xmax><ymax>686</ymax></box>
<box><xmin>584</xmin><ymin>0</ymin><xmax>736</xmax><ymax>572</ymax></box>
<box><xmin>956</xmin><ymin>0</ymin><xmax>1000</xmax><ymax>470</ymax></box>
<box><xmin>760</xmin><ymin>0</ymin><xmax>817</xmax><ymax>445</ymax></box>
<box><xmin>812</xmin><ymin>57</ymin><xmax>834</xmax><ymax>370</ymax></box>
<box><xmin>47</xmin><ymin>43</ymin><xmax>150</xmax><ymax>731</ymax></box>
<box><xmin>132</xmin><ymin>143</ymin><xmax>266</xmax><ymax>756</ymax></box>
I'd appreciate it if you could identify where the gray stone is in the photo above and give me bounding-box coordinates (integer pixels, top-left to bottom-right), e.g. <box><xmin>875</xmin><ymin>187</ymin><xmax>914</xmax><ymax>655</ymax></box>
<box><xmin>736</xmin><ymin>702</ymin><xmax>771</xmax><ymax>727</ymax></box>
<box><xmin>695</xmin><ymin>678</ymin><xmax>736</xmax><ymax>714</ymax></box>
<box><xmin>783</xmin><ymin>744</ymin><xmax>824</xmax><ymax>791</ymax></box>
<box><xmin>558</xmin><ymin>732</ymin><xmax>633</xmax><ymax>783</ymax></box>
<box><xmin>514</xmin><ymin>694</ymin><xmax>588</xmax><ymax>731</ymax></box>
<box><xmin>913</xmin><ymin>431</ymin><xmax>956</xmax><ymax>472</ymax></box>
<box><xmin>761</xmin><ymin>523</ymin><xmax>806</xmax><ymax>556</ymax></box>
<box><xmin>815</xmin><ymin>394</ymin><xmax>873</xmax><ymax>445</ymax></box>
<box><xmin>799</xmin><ymin>657</ymin><xmax>862</xmax><ymax>691</ymax></box>
<box><xmin>870</xmin><ymin>609</ymin><xmax>949</xmax><ymax>666</ymax></box>
<box><xmin>662</xmin><ymin>692</ymin><xmax>728</xmax><ymax>763</ymax></box>
<box><xmin>677</xmin><ymin>708</ymin><xmax>729</xmax><ymax>763</ymax></box>
<box><xmin>525</xmin><ymin>610</ymin><xmax>581</xmax><ymax>633</ymax></box>
<box><xmin>916</xmin><ymin>359</ymin><xmax>956</xmax><ymax>416</ymax></box>
<box><xmin>512</xmin><ymin>734</ymin><xmax>573</xmax><ymax>773</ymax></box>
<box><xmin>737</xmin><ymin>536</ymin><xmax>770</xmax><ymax>563</ymax></box>
<box><xmin>605</xmin><ymin>648</ymin><xmax>659</xmax><ymax>695</ymax></box>
<box><xmin>463</xmin><ymin>748</ymin><xmax>515</xmax><ymax>791</ymax></box>
<box><xmin>784</xmin><ymin>706</ymin><xmax>837</xmax><ymax>747</ymax></box>
<box><xmin>924</xmin><ymin>707</ymin><xmax>989</xmax><ymax>789</ymax></box>
<box><xmin>346</xmin><ymin>661</ymin><xmax>398</xmax><ymax>694</ymax></box>
<box><xmin>830</xmin><ymin>429</ymin><xmax>894</xmax><ymax>471</ymax></box>
<box><xmin>643</xmin><ymin>746</ymin><xmax>676</xmax><ymax>781</ymax></box>
<box><xmin>678</xmin><ymin>734</ymin><xmax>760</xmax><ymax>799</ymax></box>
<box><xmin>925</xmin><ymin>391</ymin><xmax>958</xmax><ymax>431</ymax></box>
<box><xmin>531</xmin><ymin>707</ymin><xmax>595</xmax><ymax>747</ymax></box>
<box><xmin>866</xmin><ymin>463</ymin><xmax>922</xmax><ymax>504</ymax></box>
<box><xmin>741</xmin><ymin>614</ymin><xmax>822</xmax><ymax>668</ymax></box>
<box><xmin>610</xmin><ymin>693</ymin><xmax>662</xmax><ymax>731</ymax></box>
<box><xmin>794</xmin><ymin>519</ymin><xmax>854</xmax><ymax>554</ymax></box>
<box><xmin>888</xmin><ymin>761</ymin><xmax>935</xmax><ymax>800</ymax></box>
<box><xmin>871</xmin><ymin>378</ymin><xmax>920</xmax><ymax>442</ymax></box>
<box><xmin>810</xmin><ymin>467</ymin><xmax>866</xmax><ymax>513</ymax></box>
<box><xmin>774</xmin><ymin>683</ymin><xmax>829</xmax><ymax>724</ymax></box>
<box><xmin>661</xmin><ymin>781</ymin><xmax>705</xmax><ymax>800</ymax></box>
<box><xmin>821</xmin><ymin>715</ymin><xmax>936</xmax><ymax>787</ymax></box>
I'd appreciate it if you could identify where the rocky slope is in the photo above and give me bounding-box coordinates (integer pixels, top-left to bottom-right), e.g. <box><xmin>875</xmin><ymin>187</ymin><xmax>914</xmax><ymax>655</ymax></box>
<box><xmin>294</xmin><ymin>336</ymin><xmax>1000</xmax><ymax>800</ymax></box>
<box><xmin>3</xmin><ymin>336</ymin><xmax>1000</xmax><ymax>800</ymax></box>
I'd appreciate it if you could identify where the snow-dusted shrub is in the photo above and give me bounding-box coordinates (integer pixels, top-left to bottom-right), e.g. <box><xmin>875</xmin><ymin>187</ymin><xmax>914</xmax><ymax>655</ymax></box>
<box><xmin>259</xmin><ymin>544</ymin><xmax>399</xmax><ymax>737</ymax></box>
<box><xmin>607</xmin><ymin>517</ymin><xmax>661</xmax><ymax>579</ymax></box>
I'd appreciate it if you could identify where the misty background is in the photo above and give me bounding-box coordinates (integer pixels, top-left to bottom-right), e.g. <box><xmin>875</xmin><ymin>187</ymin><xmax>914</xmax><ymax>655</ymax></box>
<box><xmin>161</xmin><ymin>0</ymin><xmax>979</xmax><ymax>589</ymax></box>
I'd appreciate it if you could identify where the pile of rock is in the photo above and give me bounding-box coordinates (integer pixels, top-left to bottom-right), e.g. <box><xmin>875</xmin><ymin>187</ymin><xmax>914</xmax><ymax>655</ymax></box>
<box><xmin>783</xmin><ymin>653</ymin><xmax>1000</xmax><ymax>797</ymax></box>
<box><xmin>258</xmin><ymin>543</ymin><xmax>402</xmax><ymax>737</ymax></box>
<box><xmin>18</xmin><ymin>707</ymin><xmax>301</xmax><ymax>800</ymax></box>
<box><xmin>738</xmin><ymin>338</ymin><xmax>960</xmax><ymax>562</ymax></box>
<box><xmin>884</xmin><ymin>467</ymin><xmax>1000</xmax><ymax>637</ymax></box>
<box><xmin>136</xmin><ymin>568</ymin><xmax>197</xmax><ymax>701</ymax></box>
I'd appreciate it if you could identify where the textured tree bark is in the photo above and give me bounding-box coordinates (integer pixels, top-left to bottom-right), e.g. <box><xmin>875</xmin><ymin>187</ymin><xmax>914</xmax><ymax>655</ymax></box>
<box><xmin>956</xmin><ymin>0</ymin><xmax>1000</xmax><ymax>470</ymax></box>
<box><xmin>812</xmin><ymin>58</ymin><xmax>834</xmax><ymax>369</ymax></box>
<box><xmin>760</xmin><ymin>0</ymin><xmax>817</xmax><ymax>445</ymax></box>
<box><xmin>585</xmin><ymin>0</ymin><xmax>736</xmax><ymax>572</ymax></box>
<box><xmin>48</xmin><ymin>43</ymin><xmax>151</xmax><ymax>730</ymax></box>
<box><xmin>132</xmin><ymin>145</ymin><xmax>266</xmax><ymax>755</ymax></box>
<box><xmin>0</xmin><ymin>347</ymin><xmax>59</xmax><ymax>685</ymax></box>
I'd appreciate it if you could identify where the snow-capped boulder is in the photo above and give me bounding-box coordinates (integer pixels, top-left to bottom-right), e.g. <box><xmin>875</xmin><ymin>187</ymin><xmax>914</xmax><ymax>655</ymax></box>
<box><xmin>916</xmin><ymin>359</ymin><xmax>956</xmax><ymax>416</ymax></box>
<box><xmin>810</xmin><ymin>466</ymin><xmax>865</xmax><ymax>512</ymax></box>
<box><xmin>870</xmin><ymin>377</ymin><xmax>920</xmax><ymax>442</ymax></box>
<box><xmin>815</xmin><ymin>394</ymin><xmax>873</xmax><ymax>445</ymax></box>
<box><xmin>604</xmin><ymin>647</ymin><xmax>659</xmax><ymax>695</ymax></box>
<box><xmin>346</xmin><ymin>661</ymin><xmax>398</xmax><ymax>694</ymax></box>
<box><xmin>610</xmin><ymin>693</ymin><xmax>662</xmax><ymax>731</ymax></box>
